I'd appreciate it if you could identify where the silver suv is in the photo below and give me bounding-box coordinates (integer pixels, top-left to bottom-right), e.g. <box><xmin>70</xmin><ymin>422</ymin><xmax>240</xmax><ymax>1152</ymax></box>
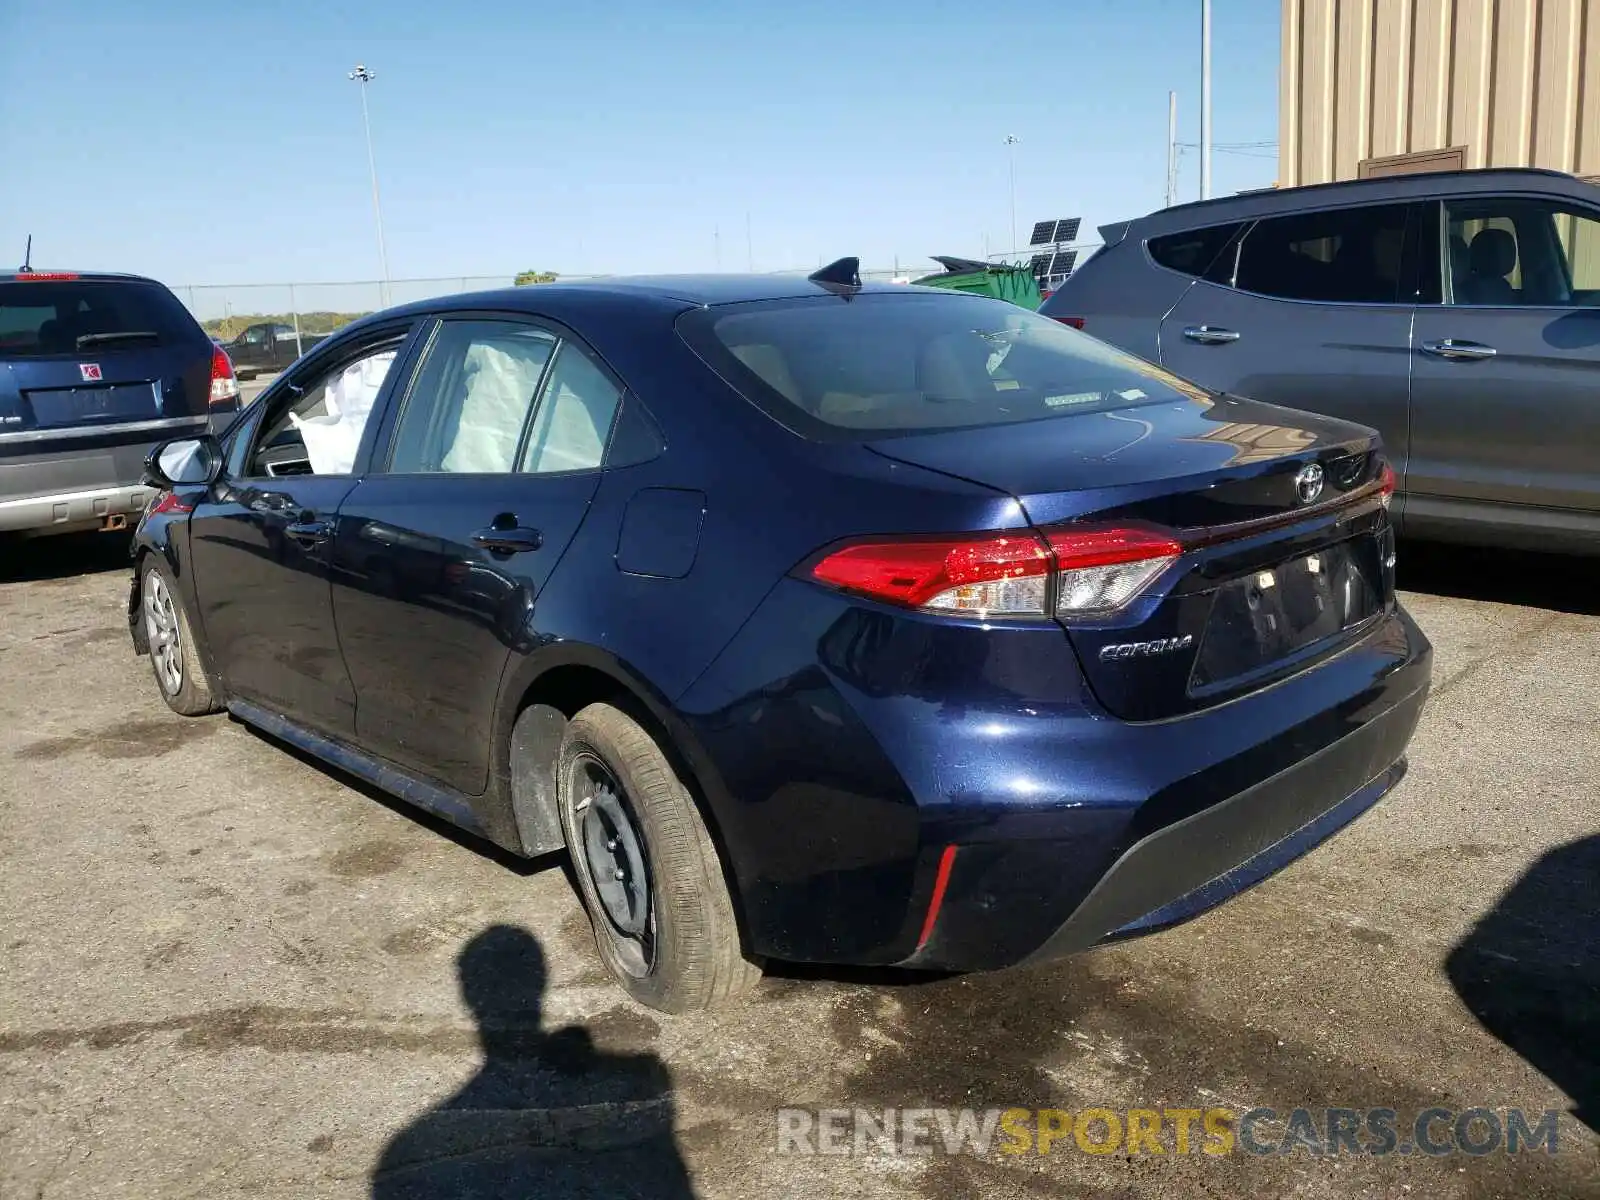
<box><xmin>1042</xmin><ymin>168</ymin><xmax>1600</xmax><ymax>555</ymax></box>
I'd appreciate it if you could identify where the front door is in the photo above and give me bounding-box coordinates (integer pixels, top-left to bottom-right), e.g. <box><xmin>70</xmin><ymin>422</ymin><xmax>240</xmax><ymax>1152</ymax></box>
<box><xmin>187</xmin><ymin>324</ymin><xmax>418</xmax><ymax>737</ymax></box>
<box><xmin>1159</xmin><ymin>201</ymin><xmax>1418</xmax><ymax>478</ymax></box>
<box><xmin>332</xmin><ymin>317</ymin><xmax>622</xmax><ymax>793</ymax></box>
<box><xmin>1407</xmin><ymin>195</ymin><xmax>1600</xmax><ymax>546</ymax></box>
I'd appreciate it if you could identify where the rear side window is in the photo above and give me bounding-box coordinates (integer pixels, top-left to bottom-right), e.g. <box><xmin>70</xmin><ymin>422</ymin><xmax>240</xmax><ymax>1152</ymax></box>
<box><xmin>1232</xmin><ymin>204</ymin><xmax>1411</xmax><ymax>303</ymax></box>
<box><xmin>0</xmin><ymin>279</ymin><xmax>199</xmax><ymax>357</ymax></box>
<box><xmin>1148</xmin><ymin>223</ymin><xmax>1246</xmax><ymax>280</ymax></box>
<box><xmin>680</xmin><ymin>293</ymin><xmax>1208</xmax><ymax>439</ymax></box>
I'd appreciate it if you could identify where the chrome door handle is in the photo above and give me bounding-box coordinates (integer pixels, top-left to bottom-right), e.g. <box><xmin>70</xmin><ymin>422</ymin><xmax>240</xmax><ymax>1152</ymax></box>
<box><xmin>284</xmin><ymin>519</ymin><xmax>331</xmax><ymax>545</ymax></box>
<box><xmin>1183</xmin><ymin>325</ymin><xmax>1241</xmax><ymax>344</ymax></box>
<box><xmin>1421</xmin><ymin>339</ymin><xmax>1497</xmax><ymax>360</ymax></box>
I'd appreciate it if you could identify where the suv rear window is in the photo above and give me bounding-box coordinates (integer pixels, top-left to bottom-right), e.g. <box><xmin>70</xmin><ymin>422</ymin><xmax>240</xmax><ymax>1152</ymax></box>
<box><xmin>0</xmin><ymin>279</ymin><xmax>199</xmax><ymax>358</ymax></box>
<box><xmin>680</xmin><ymin>292</ymin><xmax>1203</xmax><ymax>439</ymax></box>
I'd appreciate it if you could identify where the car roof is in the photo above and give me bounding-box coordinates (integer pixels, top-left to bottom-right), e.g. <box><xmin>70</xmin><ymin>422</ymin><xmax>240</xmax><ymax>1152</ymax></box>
<box><xmin>1109</xmin><ymin>167</ymin><xmax>1600</xmax><ymax>242</ymax></box>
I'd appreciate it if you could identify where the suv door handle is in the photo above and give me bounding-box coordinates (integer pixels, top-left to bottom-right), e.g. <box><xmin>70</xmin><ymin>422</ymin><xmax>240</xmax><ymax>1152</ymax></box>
<box><xmin>1421</xmin><ymin>339</ymin><xmax>1497</xmax><ymax>360</ymax></box>
<box><xmin>1183</xmin><ymin>325</ymin><xmax>1241</xmax><ymax>344</ymax></box>
<box><xmin>471</xmin><ymin>525</ymin><xmax>543</xmax><ymax>554</ymax></box>
<box><xmin>284</xmin><ymin>519</ymin><xmax>332</xmax><ymax>545</ymax></box>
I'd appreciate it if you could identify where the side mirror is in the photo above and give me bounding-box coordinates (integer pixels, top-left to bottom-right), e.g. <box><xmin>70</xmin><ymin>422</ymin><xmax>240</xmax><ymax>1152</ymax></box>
<box><xmin>143</xmin><ymin>435</ymin><xmax>223</xmax><ymax>489</ymax></box>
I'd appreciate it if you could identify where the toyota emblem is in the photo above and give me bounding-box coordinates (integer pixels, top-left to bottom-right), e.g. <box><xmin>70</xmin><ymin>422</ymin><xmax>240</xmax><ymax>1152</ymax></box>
<box><xmin>1294</xmin><ymin>462</ymin><xmax>1325</xmax><ymax>505</ymax></box>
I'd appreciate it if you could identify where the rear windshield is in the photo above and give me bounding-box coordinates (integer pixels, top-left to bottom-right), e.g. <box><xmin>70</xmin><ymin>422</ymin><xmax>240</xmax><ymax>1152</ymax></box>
<box><xmin>679</xmin><ymin>292</ymin><xmax>1204</xmax><ymax>440</ymax></box>
<box><xmin>0</xmin><ymin>279</ymin><xmax>200</xmax><ymax>358</ymax></box>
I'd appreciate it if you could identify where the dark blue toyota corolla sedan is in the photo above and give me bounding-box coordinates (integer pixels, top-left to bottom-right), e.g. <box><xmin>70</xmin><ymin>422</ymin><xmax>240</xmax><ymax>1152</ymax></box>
<box><xmin>129</xmin><ymin>263</ymin><xmax>1431</xmax><ymax>1012</ymax></box>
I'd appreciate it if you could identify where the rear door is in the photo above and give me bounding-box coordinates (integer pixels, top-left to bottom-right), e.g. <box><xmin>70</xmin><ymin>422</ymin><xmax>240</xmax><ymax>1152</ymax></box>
<box><xmin>332</xmin><ymin>316</ymin><xmax>622</xmax><ymax>793</ymax></box>
<box><xmin>0</xmin><ymin>276</ymin><xmax>214</xmax><ymax>497</ymax></box>
<box><xmin>1157</xmin><ymin>202</ymin><xmax>1419</xmax><ymax>483</ymax></box>
<box><xmin>1407</xmin><ymin>194</ymin><xmax>1600</xmax><ymax>546</ymax></box>
<box><xmin>187</xmin><ymin>322</ymin><xmax>420</xmax><ymax>738</ymax></box>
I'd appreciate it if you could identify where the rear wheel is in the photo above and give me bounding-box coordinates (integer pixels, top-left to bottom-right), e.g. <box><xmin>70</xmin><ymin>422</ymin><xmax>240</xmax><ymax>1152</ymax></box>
<box><xmin>557</xmin><ymin>703</ymin><xmax>760</xmax><ymax>1012</ymax></box>
<box><xmin>141</xmin><ymin>559</ymin><xmax>219</xmax><ymax>717</ymax></box>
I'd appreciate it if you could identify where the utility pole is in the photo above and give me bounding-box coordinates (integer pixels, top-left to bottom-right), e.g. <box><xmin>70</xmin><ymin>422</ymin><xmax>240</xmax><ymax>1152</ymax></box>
<box><xmin>745</xmin><ymin>212</ymin><xmax>753</xmax><ymax>272</ymax></box>
<box><xmin>1200</xmin><ymin>0</ymin><xmax>1213</xmax><ymax>200</ymax></box>
<box><xmin>1166</xmin><ymin>91</ymin><xmax>1178</xmax><ymax>207</ymax></box>
<box><xmin>348</xmin><ymin>64</ymin><xmax>391</xmax><ymax>305</ymax></box>
<box><xmin>1003</xmin><ymin>134</ymin><xmax>1020</xmax><ymax>255</ymax></box>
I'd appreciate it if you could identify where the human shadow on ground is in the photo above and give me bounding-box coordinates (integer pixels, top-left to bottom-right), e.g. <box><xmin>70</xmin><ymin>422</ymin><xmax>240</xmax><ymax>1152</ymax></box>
<box><xmin>372</xmin><ymin>924</ymin><xmax>694</xmax><ymax>1199</ymax></box>
<box><xmin>1446</xmin><ymin>834</ymin><xmax>1600</xmax><ymax>1135</ymax></box>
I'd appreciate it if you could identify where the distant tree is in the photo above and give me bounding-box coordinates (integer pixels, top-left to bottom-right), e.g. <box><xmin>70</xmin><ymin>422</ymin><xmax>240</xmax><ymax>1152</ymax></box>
<box><xmin>513</xmin><ymin>270</ymin><xmax>559</xmax><ymax>286</ymax></box>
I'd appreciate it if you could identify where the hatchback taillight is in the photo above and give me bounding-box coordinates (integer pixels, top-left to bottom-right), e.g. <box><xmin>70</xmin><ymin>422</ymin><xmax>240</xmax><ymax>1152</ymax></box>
<box><xmin>808</xmin><ymin>525</ymin><xmax>1182</xmax><ymax>619</ymax></box>
<box><xmin>209</xmin><ymin>344</ymin><xmax>239</xmax><ymax>406</ymax></box>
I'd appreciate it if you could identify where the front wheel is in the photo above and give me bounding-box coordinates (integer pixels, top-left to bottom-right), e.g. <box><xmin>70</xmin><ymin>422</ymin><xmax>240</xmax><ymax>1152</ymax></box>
<box><xmin>140</xmin><ymin>559</ymin><xmax>220</xmax><ymax>717</ymax></box>
<box><xmin>557</xmin><ymin>703</ymin><xmax>760</xmax><ymax>1012</ymax></box>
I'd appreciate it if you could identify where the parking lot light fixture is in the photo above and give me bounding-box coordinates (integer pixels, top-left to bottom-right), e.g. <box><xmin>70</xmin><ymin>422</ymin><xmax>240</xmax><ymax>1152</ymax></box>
<box><xmin>348</xmin><ymin>64</ymin><xmax>391</xmax><ymax>306</ymax></box>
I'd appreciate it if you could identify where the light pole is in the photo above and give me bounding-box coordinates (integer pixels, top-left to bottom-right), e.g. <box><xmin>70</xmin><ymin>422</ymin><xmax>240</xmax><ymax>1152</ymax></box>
<box><xmin>1003</xmin><ymin>134</ymin><xmax>1020</xmax><ymax>256</ymax></box>
<box><xmin>348</xmin><ymin>64</ymin><xmax>391</xmax><ymax>306</ymax></box>
<box><xmin>1200</xmin><ymin>0</ymin><xmax>1213</xmax><ymax>200</ymax></box>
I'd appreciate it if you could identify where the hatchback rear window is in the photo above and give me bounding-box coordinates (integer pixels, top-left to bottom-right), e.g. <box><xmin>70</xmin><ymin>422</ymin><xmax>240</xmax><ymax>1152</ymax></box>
<box><xmin>679</xmin><ymin>293</ymin><xmax>1204</xmax><ymax>440</ymax></box>
<box><xmin>0</xmin><ymin>279</ymin><xmax>199</xmax><ymax>358</ymax></box>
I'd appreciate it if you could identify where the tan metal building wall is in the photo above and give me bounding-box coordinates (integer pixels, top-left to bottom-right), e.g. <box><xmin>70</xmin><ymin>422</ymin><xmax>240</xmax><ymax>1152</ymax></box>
<box><xmin>1279</xmin><ymin>0</ymin><xmax>1600</xmax><ymax>187</ymax></box>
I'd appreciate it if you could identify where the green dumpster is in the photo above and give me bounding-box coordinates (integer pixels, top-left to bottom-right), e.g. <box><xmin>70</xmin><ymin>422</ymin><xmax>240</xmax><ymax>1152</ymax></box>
<box><xmin>909</xmin><ymin>256</ymin><xmax>1043</xmax><ymax>310</ymax></box>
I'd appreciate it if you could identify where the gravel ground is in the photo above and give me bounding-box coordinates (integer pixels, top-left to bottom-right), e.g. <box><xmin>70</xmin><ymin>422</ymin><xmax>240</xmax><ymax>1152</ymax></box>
<box><xmin>1</xmin><ymin>533</ymin><xmax>1595</xmax><ymax>1199</ymax></box>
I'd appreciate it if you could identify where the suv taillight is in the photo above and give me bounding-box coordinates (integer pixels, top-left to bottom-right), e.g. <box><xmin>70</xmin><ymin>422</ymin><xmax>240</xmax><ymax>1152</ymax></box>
<box><xmin>209</xmin><ymin>345</ymin><xmax>239</xmax><ymax>406</ymax></box>
<box><xmin>808</xmin><ymin>525</ymin><xmax>1182</xmax><ymax>619</ymax></box>
<box><xmin>1052</xmin><ymin>316</ymin><xmax>1086</xmax><ymax>329</ymax></box>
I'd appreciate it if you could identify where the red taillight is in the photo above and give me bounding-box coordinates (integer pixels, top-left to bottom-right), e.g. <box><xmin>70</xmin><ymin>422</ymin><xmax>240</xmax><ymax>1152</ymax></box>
<box><xmin>1052</xmin><ymin>316</ymin><xmax>1086</xmax><ymax>329</ymax></box>
<box><xmin>808</xmin><ymin>525</ymin><xmax>1183</xmax><ymax>618</ymax></box>
<box><xmin>149</xmin><ymin>492</ymin><xmax>194</xmax><ymax>515</ymax></box>
<box><xmin>11</xmin><ymin>272</ymin><xmax>80</xmax><ymax>281</ymax></box>
<box><xmin>810</xmin><ymin>532</ymin><xmax>1053</xmax><ymax>614</ymax></box>
<box><xmin>1379</xmin><ymin>461</ymin><xmax>1396</xmax><ymax>506</ymax></box>
<box><xmin>209</xmin><ymin>344</ymin><xmax>239</xmax><ymax>406</ymax></box>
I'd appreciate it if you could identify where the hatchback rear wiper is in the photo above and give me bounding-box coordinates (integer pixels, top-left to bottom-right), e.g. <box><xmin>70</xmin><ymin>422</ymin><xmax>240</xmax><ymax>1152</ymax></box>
<box><xmin>75</xmin><ymin>330</ymin><xmax>159</xmax><ymax>348</ymax></box>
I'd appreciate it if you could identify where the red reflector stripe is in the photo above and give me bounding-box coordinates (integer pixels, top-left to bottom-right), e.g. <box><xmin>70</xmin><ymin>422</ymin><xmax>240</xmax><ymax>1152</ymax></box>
<box><xmin>915</xmin><ymin>844</ymin><xmax>959</xmax><ymax>951</ymax></box>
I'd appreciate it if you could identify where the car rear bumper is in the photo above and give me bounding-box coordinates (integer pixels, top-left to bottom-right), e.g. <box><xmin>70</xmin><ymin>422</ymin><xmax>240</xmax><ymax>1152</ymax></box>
<box><xmin>681</xmin><ymin>579</ymin><xmax>1432</xmax><ymax>969</ymax></box>
<box><xmin>0</xmin><ymin>481</ymin><xmax>157</xmax><ymax>534</ymax></box>
<box><xmin>910</xmin><ymin>684</ymin><xmax>1425</xmax><ymax>970</ymax></box>
<box><xmin>0</xmin><ymin>414</ymin><xmax>223</xmax><ymax>535</ymax></box>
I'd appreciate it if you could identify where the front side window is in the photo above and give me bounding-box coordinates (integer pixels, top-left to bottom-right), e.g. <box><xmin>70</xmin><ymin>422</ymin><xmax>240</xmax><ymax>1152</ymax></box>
<box><xmin>387</xmin><ymin>320</ymin><xmax>557</xmax><ymax>474</ymax></box>
<box><xmin>681</xmin><ymin>293</ymin><xmax>1206</xmax><ymax>439</ymax></box>
<box><xmin>1442</xmin><ymin>198</ymin><xmax>1600</xmax><ymax>307</ymax></box>
<box><xmin>246</xmin><ymin>338</ymin><xmax>404</xmax><ymax>477</ymax></box>
<box><xmin>1232</xmin><ymin>203</ymin><xmax>1411</xmax><ymax>303</ymax></box>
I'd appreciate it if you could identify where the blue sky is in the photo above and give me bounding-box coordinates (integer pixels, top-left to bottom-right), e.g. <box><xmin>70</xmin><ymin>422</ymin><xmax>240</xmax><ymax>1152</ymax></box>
<box><xmin>0</xmin><ymin>0</ymin><xmax>1280</xmax><ymax>290</ymax></box>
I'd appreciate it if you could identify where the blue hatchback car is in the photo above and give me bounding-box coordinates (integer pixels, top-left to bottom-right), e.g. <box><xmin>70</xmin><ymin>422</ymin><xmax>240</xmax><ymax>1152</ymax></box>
<box><xmin>130</xmin><ymin>264</ymin><xmax>1432</xmax><ymax>1012</ymax></box>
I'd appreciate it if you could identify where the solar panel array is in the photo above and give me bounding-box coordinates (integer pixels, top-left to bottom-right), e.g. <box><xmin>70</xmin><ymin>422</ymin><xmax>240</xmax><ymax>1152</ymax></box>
<box><xmin>1028</xmin><ymin>218</ymin><xmax>1081</xmax><ymax>246</ymax></box>
<box><xmin>1029</xmin><ymin>250</ymin><xmax>1078</xmax><ymax>280</ymax></box>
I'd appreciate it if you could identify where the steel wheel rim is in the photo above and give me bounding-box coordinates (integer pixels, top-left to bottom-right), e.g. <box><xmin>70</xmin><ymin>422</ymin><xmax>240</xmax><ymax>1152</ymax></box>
<box><xmin>143</xmin><ymin>572</ymin><xmax>183</xmax><ymax>695</ymax></box>
<box><xmin>572</xmin><ymin>754</ymin><xmax>655</xmax><ymax>978</ymax></box>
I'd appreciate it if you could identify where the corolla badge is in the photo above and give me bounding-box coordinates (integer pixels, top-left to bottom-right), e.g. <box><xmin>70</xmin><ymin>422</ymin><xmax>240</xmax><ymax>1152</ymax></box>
<box><xmin>1294</xmin><ymin>462</ymin><xmax>1325</xmax><ymax>504</ymax></box>
<box><xmin>1099</xmin><ymin>634</ymin><xmax>1195</xmax><ymax>662</ymax></box>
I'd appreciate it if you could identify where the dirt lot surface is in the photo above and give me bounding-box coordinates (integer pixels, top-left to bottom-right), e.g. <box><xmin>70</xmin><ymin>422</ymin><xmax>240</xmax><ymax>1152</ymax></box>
<box><xmin>2</xmin><ymin>534</ymin><xmax>1596</xmax><ymax>1199</ymax></box>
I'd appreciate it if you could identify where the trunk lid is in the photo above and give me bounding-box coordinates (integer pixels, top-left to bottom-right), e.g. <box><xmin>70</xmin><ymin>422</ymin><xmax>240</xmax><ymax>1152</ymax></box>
<box><xmin>866</xmin><ymin>393</ymin><xmax>1396</xmax><ymax>720</ymax></box>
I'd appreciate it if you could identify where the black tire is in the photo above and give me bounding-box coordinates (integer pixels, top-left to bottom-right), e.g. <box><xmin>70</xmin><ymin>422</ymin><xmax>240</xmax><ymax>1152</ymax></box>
<box><xmin>557</xmin><ymin>702</ymin><xmax>760</xmax><ymax>1012</ymax></box>
<box><xmin>139</xmin><ymin>558</ymin><xmax>220</xmax><ymax>717</ymax></box>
